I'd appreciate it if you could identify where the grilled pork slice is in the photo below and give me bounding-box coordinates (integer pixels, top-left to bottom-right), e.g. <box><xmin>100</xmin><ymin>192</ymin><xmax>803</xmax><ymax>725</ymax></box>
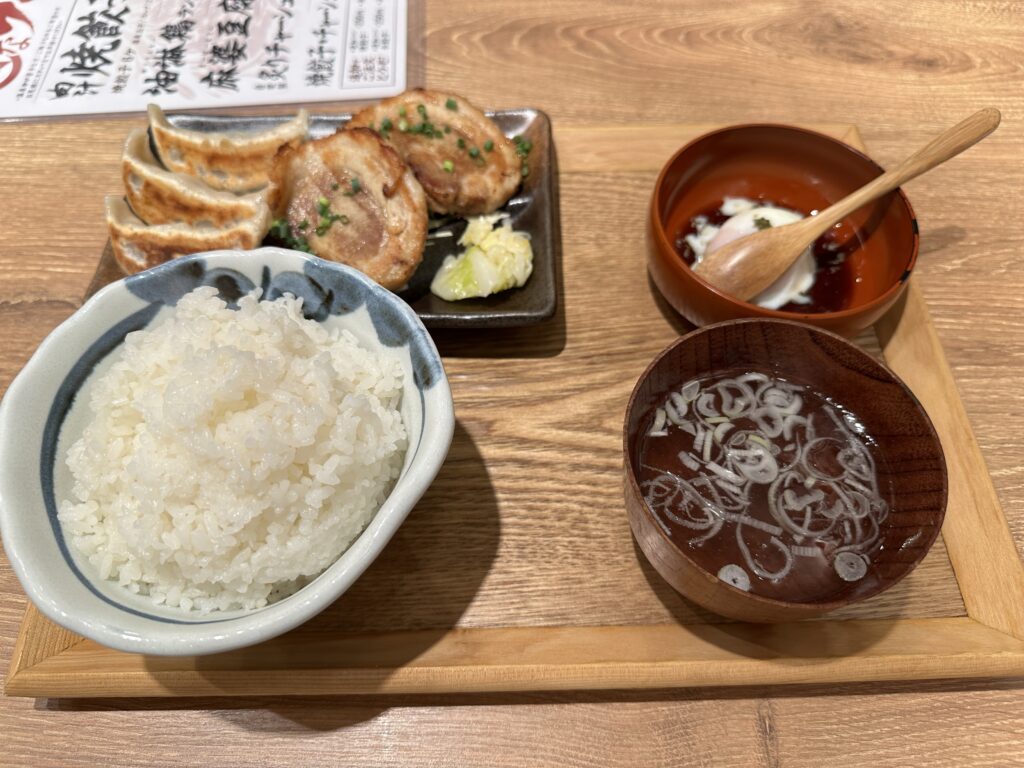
<box><xmin>348</xmin><ymin>89</ymin><xmax>520</xmax><ymax>215</ymax></box>
<box><xmin>148</xmin><ymin>104</ymin><xmax>308</xmax><ymax>193</ymax></box>
<box><xmin>106</xmin><ymin>196</ymin><xmax>271</xmax><ymax>275</ymax></box>
<box><xmin>268</xmin><ymin>128</ymin><xmax>428</xmax><ymax>289</ymax></box>
<box><xmin>122</xmin><ymin>129</ymin><xmax>267</xmax><ymax>228</ymax></box>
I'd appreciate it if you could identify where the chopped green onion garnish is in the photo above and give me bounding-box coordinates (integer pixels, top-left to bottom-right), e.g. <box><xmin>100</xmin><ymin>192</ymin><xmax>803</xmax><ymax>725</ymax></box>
<box><xmin>381</xmin><ymin>117</ymin><xmax>393</xmax><ymax>131</ymax></box>
<box><xmin>442</xmin><ymin>160</ymin><xmax>454</xmax><ymax>173</ymax></box>
<box><xmin>350</xmin><ymin>177</ymin><xmax>361</xmax><ymax>194</ymax></box>
<box><xmin>457</xmin><ymin>138</ymin><xmax>465</xmax><ymax>149</ymax></box>
<box><xmin>521</xmin><ymin>165</ymin><xmax>530</xmax><ymax>178</ymax></box>
<box><xmin>269</xmin><ymin>218</ymin><xmax>313</xmax><ymax>253</ymax></box>
<box><xmin>445</xmin><ymin>97</ymin><xmax>457</xmax><ymax>110</ymax></box>
<box><xmin>512</xmin><ymin>135</ymin><xmax>533</xmax><ymax>158</ymax></box>
<box><xmin>398</xmin><ymin>105</ymin><xmax>407</xmax><ymax>117</ymax></box>
<box><xmin>468</xmin><ymin>146</ymin><xmax>480</xmax><ymax>158</ymax></box>
<box><xmin>483</xmin><ymin>139</ymin><xmax>494</xmax><ymax>152</ymax></box>
<box><xmin>298</xmin><ymin>219</ymin><xmax>309</xmax><ymax>230</ymax></box>
<box><xmin>398</xmin><ymin>119</ymin><xmax>409</xmax><ymax>131</ymax></box>
<box><xmin>417</xmin><ymin>104</ymin><xmax>427</xmax><ymax>118</ymax></box>
<box><xmin>315</xmin><ymin>207</ymin><xmax>350</xmax><ymax>236</ymax></box>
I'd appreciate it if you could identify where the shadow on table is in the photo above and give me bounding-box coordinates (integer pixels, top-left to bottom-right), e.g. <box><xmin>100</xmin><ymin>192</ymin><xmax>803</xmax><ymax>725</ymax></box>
<box><xmin>630</xmin><ymin>536</ymin><xmax>913</xmax><ymax>663</ymax></box>
<box><xmin>428</xmin><ymin>304</ymin><xmax>568</xmax><ymax>359</ymax></box>
<box><xmin>631</xmin><ymin>537</ymin><xmax>900</xmax><ymax>659</ymax></box>
<box><xmin>647</xmin><ymin>272</ymin><xmax>697</xmax><ymax>337</ymax></box>
<box><xmin>917</xmin><ymin>224</ymin><xmax>966</xmax><ymax>258</ymax></box>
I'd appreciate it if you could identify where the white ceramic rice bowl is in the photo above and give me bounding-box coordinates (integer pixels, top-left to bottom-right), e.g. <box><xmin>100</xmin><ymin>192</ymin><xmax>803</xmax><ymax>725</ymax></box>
<box><xmin>0</xmin><ymin>248</ymin><xmax>454</xmax><ymax>656</ymax></box>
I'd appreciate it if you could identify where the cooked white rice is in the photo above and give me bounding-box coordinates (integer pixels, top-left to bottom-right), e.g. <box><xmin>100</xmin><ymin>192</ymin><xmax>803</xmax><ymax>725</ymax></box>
<box><xmin>58</xmin><ymin>286</ymin><xmax>407</xmax><ymax>613</ymax></box>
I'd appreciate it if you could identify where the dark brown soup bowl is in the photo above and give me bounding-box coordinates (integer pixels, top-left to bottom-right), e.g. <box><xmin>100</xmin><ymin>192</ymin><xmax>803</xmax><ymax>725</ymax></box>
<box><xmin>648</xmin><ymin>125</ymin><xmax>919</xmax><ymax>337</ymax></box>
<box><xmin>623</xmin><ymin>319</ymin><xmax>946</xmax><ymax>622</ymax></box>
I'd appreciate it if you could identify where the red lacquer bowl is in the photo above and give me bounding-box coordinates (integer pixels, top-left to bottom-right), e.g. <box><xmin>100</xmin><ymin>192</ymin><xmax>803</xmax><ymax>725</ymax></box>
<box><xmin>623</xmin><ymin>319</ymin><xmax>947</xmax><ymax>622</ymax></box>
<box><xmin>647</xmin><ymin>125</ymin><xmax>919</xmax><ymax>337</ymax></box>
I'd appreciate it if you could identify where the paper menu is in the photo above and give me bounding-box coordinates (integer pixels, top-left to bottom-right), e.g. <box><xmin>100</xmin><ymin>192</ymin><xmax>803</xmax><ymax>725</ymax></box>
<box><xmin>0</xmin><ymin>0</ymin><xmax>407</xmax><ymax>119</ymax></box>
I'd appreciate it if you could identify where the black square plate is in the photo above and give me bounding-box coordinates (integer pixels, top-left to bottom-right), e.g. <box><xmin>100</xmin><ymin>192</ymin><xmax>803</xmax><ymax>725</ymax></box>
<box><xmin>165</xmin><ymin>108</ymin><xmax>559</xmax><ymax>329</ymax></box>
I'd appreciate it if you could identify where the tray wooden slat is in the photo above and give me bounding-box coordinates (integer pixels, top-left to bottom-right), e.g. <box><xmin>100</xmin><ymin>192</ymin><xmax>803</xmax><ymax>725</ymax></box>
<box><xmin>7</xmin><ymin>618</ymin><xmax>1023</xmax><ymax>698</ymax></box>
<box><xmin>877</xmin><ymin>282</ymin><xmax>1024</xmax><ymax>640</ymax></box>
<box><xmin>7</xmin><ymin>123</ymin><xmax>1024</xmax><ymax>698</ymax></box>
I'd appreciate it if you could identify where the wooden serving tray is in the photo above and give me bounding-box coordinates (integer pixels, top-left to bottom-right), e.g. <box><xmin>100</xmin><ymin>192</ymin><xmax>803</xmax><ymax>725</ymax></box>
<box><xmin>8</xmin><ymin>124</ymin><xmax>1024</xmax><ymax>698</ymax></box>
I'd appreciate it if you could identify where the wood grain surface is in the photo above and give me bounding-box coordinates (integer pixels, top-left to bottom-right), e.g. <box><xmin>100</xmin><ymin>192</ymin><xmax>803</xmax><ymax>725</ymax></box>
<box><xmin>2</xmin><ymin>0</ymin><xmax>1023</xmax><ymax>765</ymax></box>
<box><xmin>14</xmin><ymin>124</ymin><xmax>1024</xmax><ymax>696</ymax></box>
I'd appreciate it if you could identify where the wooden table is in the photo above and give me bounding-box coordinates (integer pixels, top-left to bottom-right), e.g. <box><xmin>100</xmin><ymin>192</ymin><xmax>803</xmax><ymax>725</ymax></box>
<box><xmin>3</xmin><ymin>1</ymin><xmax>1023</xmax><ymax>764</ymax></box>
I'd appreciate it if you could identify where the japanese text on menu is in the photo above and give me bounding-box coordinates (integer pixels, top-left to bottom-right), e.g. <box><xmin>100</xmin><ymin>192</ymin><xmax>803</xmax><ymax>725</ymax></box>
<box><xmin>0</xmin><ymin>0</ymin><xmax>406</xmax><ymax>119</ymax></box>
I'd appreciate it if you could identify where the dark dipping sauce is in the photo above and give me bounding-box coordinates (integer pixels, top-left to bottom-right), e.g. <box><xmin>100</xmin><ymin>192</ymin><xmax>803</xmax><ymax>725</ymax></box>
<box><xmin>671</xmin><ymin>199</ymin><xmax>865</xmax><ymax>313</ymax></box>
<box><xmin>637</xmin><ymin>370</ymin><xmax>900</xmax><ymax>603</ymax></box>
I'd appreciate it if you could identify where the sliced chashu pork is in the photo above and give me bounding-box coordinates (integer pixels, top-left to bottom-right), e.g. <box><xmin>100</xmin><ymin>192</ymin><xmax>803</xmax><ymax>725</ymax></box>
<box><xmin>106</xmin><ymin>196</ymin><xmax>271</xmax><ymax>275</ymax></box>
<box><xmin>348</xmin><ymin>89</ymin><xmax>520</xmax><ymax>215</ymax></box>
<box><xmin>122</xmin><ymin>128</ymin><xmax>267</xmax><ymax>228</ymax></box>
<box><xmin>148</xmin><ymin>104</ymin><xmax>308</xmax><ymax>193</ymax></box>
<box><xmin>268</xmin><ymin>128</ymin><xmax>428</xmax><ymax>289</ymax></box>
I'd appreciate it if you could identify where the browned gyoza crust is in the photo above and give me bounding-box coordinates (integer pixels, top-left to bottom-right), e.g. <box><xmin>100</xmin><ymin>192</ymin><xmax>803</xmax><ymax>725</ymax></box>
<box><xmin>148</xmin><ymin>105</ymin><xmax>309</xmax><ymax>193</ymax></box>
<box><xmin>268</xmin><ymin>128</ymin><xmax>428</xmax><ymax>289</ymax></box>
<box><xmin>121</xmin><ymin>129</ymin><xmax>267</xmax><ymax>228</ymax></box>
<box><xmin>105</xmin><ymin>196</ymin><xmax>270</xmax><ymax>275</ymax></box>
<box><xmin>348</xmin><ymin>89</ymin><xmax>520</xmax><ymax>215</ymax></box>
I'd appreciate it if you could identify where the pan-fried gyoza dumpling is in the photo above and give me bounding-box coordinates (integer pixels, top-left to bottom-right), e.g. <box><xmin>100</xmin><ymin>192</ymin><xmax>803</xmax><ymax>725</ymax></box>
<box><xmin>268</xmin><ymin>128</ymin><xmax>428</xmax><ymax>290</ymax></box>
<box><xmin>106</xmin><ymin>196</ymin><xmax>271</xmax><ymax>275</ymax></box>
<box><xmin>348</xmin><ymin>89</ymin><xmax>520</xmax><ymax>215</ymax></box>
<box><xmin>148</xmin><ymin>104</ymin><xmax>308</xmax><ymax>193</ymax></box>
<box><xmin>122</xmin><ymin>129</ymin><xmax>267</xmax><ymax>228</ymax></box>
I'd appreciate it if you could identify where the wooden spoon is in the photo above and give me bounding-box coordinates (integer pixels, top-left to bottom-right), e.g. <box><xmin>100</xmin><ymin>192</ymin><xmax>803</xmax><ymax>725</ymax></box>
<box><xmin>693</xmin><ymin>108</ymin><xmax>1001</xmax><ymax>301</ymax></box>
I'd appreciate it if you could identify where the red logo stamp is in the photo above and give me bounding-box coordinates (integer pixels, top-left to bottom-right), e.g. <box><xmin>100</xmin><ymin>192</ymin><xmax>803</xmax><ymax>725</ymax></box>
<box><xmin>0</xmin><ymin>1</ymin><xmax>34</xmax><ymax>91</ymax></box>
